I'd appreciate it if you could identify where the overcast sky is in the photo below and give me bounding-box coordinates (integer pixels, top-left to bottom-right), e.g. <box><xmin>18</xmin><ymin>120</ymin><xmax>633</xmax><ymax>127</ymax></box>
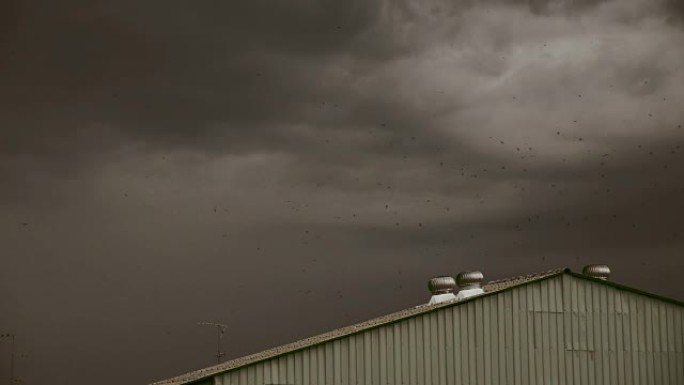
<box><xmin>1</xmin><ymin>0</ymin><xmax>684</xmax><ymax>384</ymax></box>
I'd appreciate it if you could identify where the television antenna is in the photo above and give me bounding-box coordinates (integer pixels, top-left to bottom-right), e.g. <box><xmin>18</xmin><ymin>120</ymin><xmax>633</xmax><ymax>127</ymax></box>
<box><xmin>197</xmin><ymin>322</ymin><xmax>228</xmax><ymax>364</ymax></box>
<box><xmin>0</xmin><ymin>333</ymin><xmax>15</xmax><ymax>385</ymax></box>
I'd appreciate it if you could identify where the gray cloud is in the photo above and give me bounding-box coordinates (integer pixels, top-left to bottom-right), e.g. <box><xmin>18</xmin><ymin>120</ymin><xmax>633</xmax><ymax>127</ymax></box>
<box><xmin>2</xmin><ymin>1</ymin><xmax>684</xmax><ymax>384</ymax></box>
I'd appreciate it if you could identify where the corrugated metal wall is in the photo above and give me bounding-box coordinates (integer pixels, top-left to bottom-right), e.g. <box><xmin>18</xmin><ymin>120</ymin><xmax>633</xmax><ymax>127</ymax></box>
<box><xmin>214</xmin><ymin>275</ymin><xmax>684</xmax><ymax>385</ymax></box>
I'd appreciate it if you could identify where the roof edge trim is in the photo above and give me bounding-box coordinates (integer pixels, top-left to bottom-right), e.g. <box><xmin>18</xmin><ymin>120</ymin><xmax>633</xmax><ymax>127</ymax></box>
<box><xmin>566</xmin><ymin>271</ymin><xmax>684</xmax><ymax>308</ymax></box>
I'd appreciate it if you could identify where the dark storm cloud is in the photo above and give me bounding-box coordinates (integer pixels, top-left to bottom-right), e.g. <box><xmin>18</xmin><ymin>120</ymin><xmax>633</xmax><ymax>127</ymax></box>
<box><xmin>2</xmin><ymin>1</ymin><xmax>684</xmax><ymax>385</ymax></box>
<box><xmin>1</xmin><ymin>0</ymin><xmax>478</xmax><ymax>201</ymax></box>
<box><xmin>2</xmin><ymin>0</ymin><xmax>681</xmax><ymax>176</ymax></box>
<box><xmin>665</xmin><ymin>0</ymin><xmax>684</xmax><ymax>23</ymax></box>
<box><xmin>0</xmin><ymin>0</ymin><xmax>384</xmax><ymax>202</ymax></box>
<box><xmin>0</xmin><ymin>0</ymin><xmax>649</xmax><ymax>160</ymax></box>
<box><xmin>2</xmin><ymin>1</ymin><xmax>383</xmax><ymax>137</ymax></box>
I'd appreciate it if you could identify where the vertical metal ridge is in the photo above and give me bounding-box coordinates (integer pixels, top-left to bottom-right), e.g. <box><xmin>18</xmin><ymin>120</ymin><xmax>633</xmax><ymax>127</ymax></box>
<box><xmin>475</xmin><ymin>300</ymin><xmax>485</xmax><ymax>384</ymax></box>
<box><xmin>430</xmin><ymin>312</ymin><xmax>439</xmax><ymax>385</ymax></box>
<box><xmin>467</xmin><ymin>303</ymin><xmax>476</xmax><ymax>384</ymax></box>
<box><xmin>318</xmin><ymin>343</ymin><xmax>326</xmax><ymax>385</ymax></box>
<box><xmin>459</xmin><ymin>304</ymin><xmax>468</xmax><ymax>383</ymax></box>
<box><xmin>562</xmin><ymin>274</ymin><xmax>574</xmax><ymax>384</ymax></box>
<box><xmin>541</xmin><ymin>281</ymin><xmax>551</xmax><ymax>385</ymax></box>
<box><xmin>393</xmin><ymin>324</ymin><xmax>401</xmax><ymax>385</ymax></box>
<box><xmin>347</xmin><ymin>338</ymin><xmax>353</xmax><ymax>385</ymax></box>
<box><xmin>526</xmin><ymin>285</ymin><xmax>536</xmax><ymax>385</ymax></box>
<box><xmin>481</xmin><ymin>296</ymin><xmax>491</xmax><ymax>385</ymax></box>
<box><xmin>553</xmin><ymin>277</ymin><xmax>566</xmax><ymax>385</ymax></box>
<box><xmin>378</xmin><ymin>327</ymin><xmax>386</xmax><ymax>385</ymax></box>
<box><xmin>338</xmin><ymin>338</ymin><xmax>346</xmax><ymax>385</ymax></box>
<box><xmin>491</xmin><ymin>295</ymin><xmax>501</xmax><ymax>385</ymax></box>
<box><xmin>239</xmin><ymin>365</ymin><xmax>246</xmax><ymax>385</ymax></box>
<box><xmin>437</xmin><ymin>310</ymin><xmax>447</xmax><ymax>385</ymax></box>
<box><xmin>445</xmin><ymin>306</ymin><xmax>454</xmax><ymax>385</ymax></box>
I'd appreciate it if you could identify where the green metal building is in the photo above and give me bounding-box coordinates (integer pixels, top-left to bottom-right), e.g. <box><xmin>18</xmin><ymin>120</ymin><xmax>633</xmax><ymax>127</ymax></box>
<box><xmin>152</xmin><ymin>267</ymin><xmax>684</xmax><ymax>385</ymax></box>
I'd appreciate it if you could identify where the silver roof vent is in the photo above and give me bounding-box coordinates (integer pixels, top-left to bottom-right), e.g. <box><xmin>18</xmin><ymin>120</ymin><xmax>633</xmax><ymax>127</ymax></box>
<box><xmin>455</xmin><ymin>270</ymin><xmax>485</xmax><ymax>300</ymax></box>
<box><xmin>427</xmin><ymin>276</ymin><xmax>457</xmax><ymax>305</ymax></box>
<box><xmin>582</xmin><ymin>264</ymin><xmax>611</xmax><ymax>280</ymax></box>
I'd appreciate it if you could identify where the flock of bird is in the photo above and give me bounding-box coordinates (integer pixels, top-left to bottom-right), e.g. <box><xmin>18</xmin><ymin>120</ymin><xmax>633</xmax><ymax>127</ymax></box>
<box><xmin>15</xmin><ymin>107</ymin><xmax>683</xmax><ymax>302</ymax></box>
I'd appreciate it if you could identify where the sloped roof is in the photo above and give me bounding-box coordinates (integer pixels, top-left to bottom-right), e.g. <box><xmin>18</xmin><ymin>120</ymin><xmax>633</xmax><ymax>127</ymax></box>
<box><xmin>152</xmin><ymin>267</ymin><xmax>684</xmax><ymax>385</ymax></box>
<box><xmin>152</xmin><ymin>268</ymin><xmax>568</xmax><ymax>385</ymax></box>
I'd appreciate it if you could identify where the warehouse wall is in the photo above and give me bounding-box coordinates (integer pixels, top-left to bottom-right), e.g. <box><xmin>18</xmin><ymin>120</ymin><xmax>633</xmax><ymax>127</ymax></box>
<box><xmin>213</xmin><ymin>274</ymin><xmax>684</xmax><ymax>385</ymax></box>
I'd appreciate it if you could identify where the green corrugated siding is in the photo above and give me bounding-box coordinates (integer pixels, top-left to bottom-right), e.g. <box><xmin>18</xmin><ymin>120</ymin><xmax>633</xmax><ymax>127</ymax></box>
<box><xmin>214</xmin><ymin>275</ymin><xmax>684</xmax><ymax>385</ymax></box>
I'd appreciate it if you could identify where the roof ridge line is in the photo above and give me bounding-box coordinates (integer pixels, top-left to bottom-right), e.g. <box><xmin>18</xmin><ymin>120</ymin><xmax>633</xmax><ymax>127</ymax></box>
<box><xmin>484</xmin><ymin>267</ymin><xmax>567</xmax><ymax>286</ymax></box>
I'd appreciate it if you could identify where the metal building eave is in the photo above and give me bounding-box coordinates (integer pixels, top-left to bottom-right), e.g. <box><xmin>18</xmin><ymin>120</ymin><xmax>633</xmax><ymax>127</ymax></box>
<box><xmin>565</xmin><ymin>270</ymin><xmax>684</xmax><ymax>308</ymax></box>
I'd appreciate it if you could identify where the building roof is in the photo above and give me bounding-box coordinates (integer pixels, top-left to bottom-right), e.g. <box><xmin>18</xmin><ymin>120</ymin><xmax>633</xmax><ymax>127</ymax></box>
<box><xmin>151</xmin><ymin>267</ymin><xmax>684</xmax><ymax>385</ymax></box>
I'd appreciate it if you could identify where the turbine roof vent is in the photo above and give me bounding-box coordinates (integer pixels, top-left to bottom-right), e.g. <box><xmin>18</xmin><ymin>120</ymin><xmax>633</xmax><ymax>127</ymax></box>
<box><xmin>427</xmin><ymin>276</ymin><xmax>457</xmax><ymax>305</ymax></box>
<box><xmin>456</xmin><ymin>270</ymin><xmax>484</xmax><ymax>288</ymax></box>
<box><xmin>428</xmin><ymin>276</ymin><xmax>456</xmax><ymax>294</ymax></box>
<box><xmin>455</xmin><ymin>270</ymin><xmax>485</xmax><ymax>300</ymax></box>
<box><xmin>582</xmin><ymin>264</ymin><xmax>611</xmax><ymax>280</ymax></box>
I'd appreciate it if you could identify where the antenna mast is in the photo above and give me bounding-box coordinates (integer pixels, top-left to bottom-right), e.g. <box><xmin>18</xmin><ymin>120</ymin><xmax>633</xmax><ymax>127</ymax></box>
<box><xmin>197</xmin><ymin>322</ymin><xmax>228</xmax><ymax>364</ymax></box>
<box><xmin>1</xmin><ymin>333</ymin><xmax>15</xmax><ymax>385</ymax></box>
